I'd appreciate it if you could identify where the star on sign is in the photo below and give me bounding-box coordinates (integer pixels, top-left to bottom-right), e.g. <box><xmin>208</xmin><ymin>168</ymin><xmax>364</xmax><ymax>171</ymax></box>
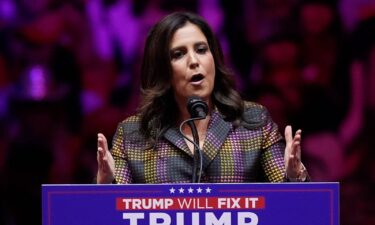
<box><xmin>179</xmin><ymin>187</ymin><xmax>185</xmax><ymax>193</ymax></box>
<box><xmin>169</xmin><ymin>187</ymin><xmax>175</xmax><ymax>194</ymax></box>
<box><xmin>205</xmin><ymin>187</ymin><xmax>212</xmax><ymax>193</ymax></box>
<box><xmin>196</xmin><ymin>187</ymin><xmax>203</xmax><ymax>193</ymax></box>
<box><xmin>188</xmin><ymin>187</ymin><xmax>194</xmax><ymax>193</ymax></box>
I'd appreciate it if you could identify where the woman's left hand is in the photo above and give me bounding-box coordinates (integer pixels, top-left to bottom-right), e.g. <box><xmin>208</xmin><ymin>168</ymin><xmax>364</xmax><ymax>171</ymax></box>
<box><xmin>284</xmin><ymin>125</ymin><xmax>305</xmax><ymax>179</ymax></box>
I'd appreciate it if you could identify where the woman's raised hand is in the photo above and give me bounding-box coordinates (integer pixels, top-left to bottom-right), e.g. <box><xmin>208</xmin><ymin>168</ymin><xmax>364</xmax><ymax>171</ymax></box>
<box><xmin>284</xmin><ymin>126</ymin><xmax>306</xmax><ymax>180</ymax></box>
<box><xmin>97</xmin><ymin>133</ymin><xmax>115</xmax><ymax>184</ymax></box>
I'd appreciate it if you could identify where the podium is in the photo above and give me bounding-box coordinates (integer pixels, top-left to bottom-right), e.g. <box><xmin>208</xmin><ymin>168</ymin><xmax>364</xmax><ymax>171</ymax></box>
<box><xmin>42</xmin><ymin>183</ymin><xmax>339</xmax><ymax>225</ymax></box>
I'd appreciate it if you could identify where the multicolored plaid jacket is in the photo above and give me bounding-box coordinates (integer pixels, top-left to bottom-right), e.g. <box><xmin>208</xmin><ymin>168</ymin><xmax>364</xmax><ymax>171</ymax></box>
<box><xmin>111</xmin><ymin>101</ymin><xmax>287</xmax><ymax>183</ymax></box>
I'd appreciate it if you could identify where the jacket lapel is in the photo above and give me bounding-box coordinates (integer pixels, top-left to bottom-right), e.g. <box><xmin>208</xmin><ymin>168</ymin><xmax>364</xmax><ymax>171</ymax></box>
<box><xmin>163</xmin><ymin>127</ymin><xmax>193</xmax><ymax>157</ymax></box>
<box><xmin>202</xmin><ymin>111</ymin><xmax>232</xmax><ymax>169</ymax></box>
<box><xmin>162</xmin><ymin>111</ymin><xmax>232</xmax><ymax>166</ymax></box>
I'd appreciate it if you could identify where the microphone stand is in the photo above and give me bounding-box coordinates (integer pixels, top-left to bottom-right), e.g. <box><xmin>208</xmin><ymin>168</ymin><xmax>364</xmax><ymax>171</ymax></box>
<box><xmin>179</xmin><ymin>117</ymin><xmax>204</xmax><ymax>183</ymax></box>
<box><xmin>187</xmin><ymin>120</ymin><xmax>200</xmax><ymax>183</ymax></box>
<box><xmin>182</xmin><ymin>96</ymin><xmax>208</xmax><ymax>183</ymax></box>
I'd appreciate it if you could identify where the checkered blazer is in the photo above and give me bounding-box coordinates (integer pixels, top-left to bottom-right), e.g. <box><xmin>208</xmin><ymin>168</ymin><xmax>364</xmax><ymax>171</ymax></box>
<box><xmin>111</xmin><ymin>101</ymin><xmax>287</xmax><ymax>184</ymax></box>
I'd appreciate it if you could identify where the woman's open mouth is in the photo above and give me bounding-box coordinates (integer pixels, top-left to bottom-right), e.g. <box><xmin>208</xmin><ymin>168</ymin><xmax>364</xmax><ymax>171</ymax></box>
<box><xmin>190</xmin><ymin>74</ymin><xmax>204</xmax><ymax>84</ymax></box>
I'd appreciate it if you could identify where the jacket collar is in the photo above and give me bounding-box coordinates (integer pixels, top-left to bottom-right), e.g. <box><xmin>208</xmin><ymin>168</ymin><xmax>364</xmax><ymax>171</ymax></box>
<box><xmin>163</xmin><ymin>110</ymin><xmax>232</xmax><ymax>168</ymax></box>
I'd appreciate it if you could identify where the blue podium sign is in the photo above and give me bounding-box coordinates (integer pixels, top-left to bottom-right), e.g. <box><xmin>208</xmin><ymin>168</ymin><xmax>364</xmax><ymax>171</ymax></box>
<box><xmin>42</xmin><ymin>183</ymin><xmax>339</xmax><ymax>225</ymax></box>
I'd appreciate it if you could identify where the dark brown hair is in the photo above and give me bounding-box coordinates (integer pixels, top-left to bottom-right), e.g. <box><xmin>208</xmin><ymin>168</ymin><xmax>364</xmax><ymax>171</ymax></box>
<box><xmin>138</xmin><ymin>11</ymin><xmax>244</xmax><ymax>143</ymax></box>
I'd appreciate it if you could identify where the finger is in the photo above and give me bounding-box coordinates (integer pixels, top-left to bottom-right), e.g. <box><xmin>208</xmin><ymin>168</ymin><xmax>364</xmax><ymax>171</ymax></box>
<box><xmin>97</xmin><ymin>133</ymin><xmax>108</xmax><ymax>164</ymax></box>
<box><xmin>97</xmin><ymin>133</ymin><xmax>109</xmax><ymax>152</ymax></box>
<box><xmin>284</xmin><ymin>126</ymin><xmax>293</xmax><ymax>160</ymax></box>
<box><xmin>284</xmin><ymin>125</ymin><xmax>293</xmax><ymax>144</ymax></box>
<box><xmin>290</xmin><ymin>141</ymin><xmax>300</xmax><ymax>161</ymax></box>
<box><xmin>97</xmin><ymin>147</ymin><xmax>106</xmax><ymax>166</ymax></box>
<box><xmin>97</xmin><ymin>146</ymin><xmax>104</xmax><ymax>157</ymax></box>
<box><xmin>97</xmin><ymin>133</ymin><xmax>104</xmax><ymax>149</ymax></box>
<box><xmin>294</xmin><ymin>129</ymin><xmax>302</xmax><ymax>141</ymax></box>
<box><xmin>291</xmin><ymin>129</ymin><xmax>302</xmax><ymax>157</ymax></box>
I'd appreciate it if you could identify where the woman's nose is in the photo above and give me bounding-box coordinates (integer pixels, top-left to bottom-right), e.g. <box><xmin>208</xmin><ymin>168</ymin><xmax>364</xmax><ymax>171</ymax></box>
<box><xmin>188</xmin><ymin>52</ymin><xmax>199</xmax><ymax>69</ymax></box>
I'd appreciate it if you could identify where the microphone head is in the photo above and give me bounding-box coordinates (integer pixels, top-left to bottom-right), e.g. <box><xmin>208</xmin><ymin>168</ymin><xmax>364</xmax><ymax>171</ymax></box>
<box><xmin>187</xmin><ymin>96</ymin><xmax>208</xmax><ymax>118</ymax></box>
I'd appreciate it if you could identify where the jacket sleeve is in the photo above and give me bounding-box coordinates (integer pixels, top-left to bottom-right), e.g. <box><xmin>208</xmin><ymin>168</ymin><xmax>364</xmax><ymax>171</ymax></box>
<box><xmin>111</xmin><ymin>121</ymin><xmax>133</xmax><ymax>184</ymax></box>
<box><xmin>255</xmin><ymin>105</ymin><xmax>310</xmax><ymax>182</ymax></box>
<box><xmin>257</xmin><ymin>106</ymin><xmax>287</xmax><ymax>182</ymax></box>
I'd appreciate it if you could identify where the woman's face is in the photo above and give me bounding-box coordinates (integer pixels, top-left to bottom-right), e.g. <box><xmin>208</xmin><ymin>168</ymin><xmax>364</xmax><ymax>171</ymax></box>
<box><xmin>169</xmin><ymin>22</ymin><xmax>215</xmax><ymax>106</ymax></box>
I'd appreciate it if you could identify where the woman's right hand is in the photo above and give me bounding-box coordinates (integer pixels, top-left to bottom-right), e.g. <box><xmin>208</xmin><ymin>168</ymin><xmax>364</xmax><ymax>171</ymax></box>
<box><xmin>97</xmin><ymin>133</ymin><xmax>115</xmax><ymax>184</ymax></box>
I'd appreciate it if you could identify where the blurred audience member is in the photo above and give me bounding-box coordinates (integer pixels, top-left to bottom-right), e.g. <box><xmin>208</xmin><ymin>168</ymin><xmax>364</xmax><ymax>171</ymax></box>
<box><xmin>245</xmin><ymin>34</ymin><xmax>305</xmax><ymax>141</ymax></box>
<box><xmin>297</xmin><ymin>0</ymin><xmax>344</xmax><ymax>89</ymax></box>
<box><xmin>339</xmin><ymin>0</ymin><xmax>375</xmax><ymax>32</ymax></box>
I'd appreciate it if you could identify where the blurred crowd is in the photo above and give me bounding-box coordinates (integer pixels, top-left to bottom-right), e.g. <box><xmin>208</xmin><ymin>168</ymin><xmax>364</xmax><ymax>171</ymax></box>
<box><xmin>0</xmin><ymin>0</ymin><xmax>374</xmax><ymax>224</ymax></box>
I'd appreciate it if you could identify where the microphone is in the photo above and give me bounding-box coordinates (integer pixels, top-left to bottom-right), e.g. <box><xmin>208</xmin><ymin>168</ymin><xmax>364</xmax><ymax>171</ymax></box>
<box><xmin>184</xmin><ymin>96</ymin><xmax>207</xmax><ymax>183</ymax></box>
<box><xmin>187</xmin><ymin>96</ymin><xmax>208</xmax><ymax>119</ymax></box>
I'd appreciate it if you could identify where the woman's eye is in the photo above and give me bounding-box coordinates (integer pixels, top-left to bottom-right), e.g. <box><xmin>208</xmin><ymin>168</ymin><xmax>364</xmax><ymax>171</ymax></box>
<box><xmin>171</xmin><ymin>50</ymin><xmax>184</xmax><ymax>59</ymax></box>
<box><xmin>197</xmin><ymin>46</ymin><xmax>208</xmax><ymax>54</ymax></box>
